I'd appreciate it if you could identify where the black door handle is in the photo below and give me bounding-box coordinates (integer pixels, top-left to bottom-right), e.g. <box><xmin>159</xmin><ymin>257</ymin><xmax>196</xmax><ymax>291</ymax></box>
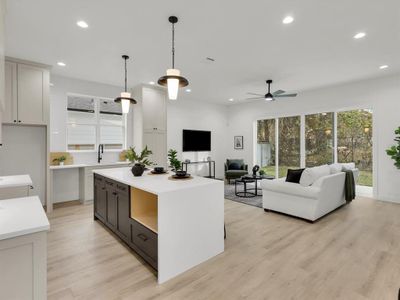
<box><xmin>137</xmin><ymin>233</ymin><xmax>148</xmax><ymax>242</ymax></box>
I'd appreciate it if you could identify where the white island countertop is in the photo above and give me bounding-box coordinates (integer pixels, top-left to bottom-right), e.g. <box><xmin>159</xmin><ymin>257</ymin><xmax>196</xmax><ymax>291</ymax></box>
<box><xmin>93</xmin><ymin>167</ymin><xmax>221</xmax><ymax>195</ymax></box>
<box><xmin>0</xmin><ymin>196</ymin><xmax>50</xmax><ymax>241</ymax></box>
<box><xmin>0</xmin><ymin>175</ymin><xmax>32</xmax><ymax>189</ymax></box>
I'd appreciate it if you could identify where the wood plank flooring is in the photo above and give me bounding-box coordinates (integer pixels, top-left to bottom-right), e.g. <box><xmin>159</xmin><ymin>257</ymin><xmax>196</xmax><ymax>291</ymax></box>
<box><xmin>46</xmin><ymin>198</ymin><xmax>400</xmax><ymax>300</ymax></box>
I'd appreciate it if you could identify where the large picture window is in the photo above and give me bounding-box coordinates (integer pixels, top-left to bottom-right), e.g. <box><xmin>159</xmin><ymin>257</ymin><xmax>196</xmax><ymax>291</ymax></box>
<box><xmin>278</xmin><ymin>116</ymin><xmax>301</xmax><ymax>177</ymax></box>
<box><xmin>256</xmin><ymin>119</ymin><xmax>276</xmax><ymax>177</ymax></box>
<box><xmin>305</xmin><ymin>112</ymin><xmax>334</xmax><ymax>167</ymax></box>
<box><xmin>337</xmin><ymin>109</ymin><xmax>372</xmax><ymax>186</ymax></box>
<box><xmin>67</xmin><ymin>95</ymin><xmax>126</xmax><ymax>151</ymax></box>
<box><xmin>255</xmin><ymin>109</ymin><xmax>373</xmax><ymax>187</ymax></box>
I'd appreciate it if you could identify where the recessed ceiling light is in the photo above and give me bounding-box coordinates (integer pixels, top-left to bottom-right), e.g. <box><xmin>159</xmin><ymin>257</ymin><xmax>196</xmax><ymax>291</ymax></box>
<box><xmin>149</xmin><ymin>81</ymin><xmax>155</xmax><ymax>85</ymax></box>
<box><xmin>353</xmin><ymin>32</ymin><xmax>366</xmax><ymax>39</ymax></box>
<box><xmin>185</xmin><ymin>89</ymin><xmax>191</xmax><ymax>92</ymax></box>
<box><xmin>57</xmin><ymin>61</ymin><xmax>66</xmax><ymax>67</ymax></box>
<box><xmin>282</xmin><ymin>16</ymin><xmax>294</xmax><ymax>24</ymax></box>
<box><xmin>379</xmin><ymin>65</ymin><xmax>389</xmax><ymax>70</ymax></box>
<box><xmin>77</xmin><ymin>20</ymin><xmax>89</xmax><ymax>28</ymax></box>
<box><xmin>229</xmin><ymin>98</ymin><xmax>234</xmax><ymax>102</ymax></box>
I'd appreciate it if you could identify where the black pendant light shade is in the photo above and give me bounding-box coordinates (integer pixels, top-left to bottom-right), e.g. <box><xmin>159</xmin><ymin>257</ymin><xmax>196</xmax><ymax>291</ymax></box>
<box><xmin>114</xmin><ymin>55</ymin><xmax>136</xmax><ymax>113</ymax></box>
<box><xmin>158</xmin><ymin>16</ymin><xmax>189</xmax><ymax>100</ymax></box>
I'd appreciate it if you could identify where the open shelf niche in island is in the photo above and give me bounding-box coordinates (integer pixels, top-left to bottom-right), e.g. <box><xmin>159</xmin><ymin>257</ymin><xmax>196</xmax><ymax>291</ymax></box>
<box><xmin>130</xmin><ymin>187</ymin><xmax>158</xmax><ymax>233</ymax></box>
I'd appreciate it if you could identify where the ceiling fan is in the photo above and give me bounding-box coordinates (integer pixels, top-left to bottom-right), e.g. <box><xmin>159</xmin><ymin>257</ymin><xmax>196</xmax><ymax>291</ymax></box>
<box><xmin>246</xmin><ymin>79</ymin><xmax>297</xmax><ymax>101</ymax></box>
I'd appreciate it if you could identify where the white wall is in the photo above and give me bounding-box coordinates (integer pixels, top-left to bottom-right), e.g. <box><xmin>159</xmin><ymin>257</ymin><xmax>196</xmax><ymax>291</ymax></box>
<box><xmin>167</xmin><ymin>98</ymin><xmax>228</xmax><ymax>179</ymax></box>
<box><xmin>227</xmin><ymin>74</ymin><xmax>400</xmax><ymax>203</ymax></box>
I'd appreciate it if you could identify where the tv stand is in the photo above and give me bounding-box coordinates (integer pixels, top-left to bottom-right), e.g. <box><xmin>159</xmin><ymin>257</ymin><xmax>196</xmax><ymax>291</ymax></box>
<box><xmin>182</xmin><ymin>160</ymin><xmax>216</xmax><ymax>179</ymax></box>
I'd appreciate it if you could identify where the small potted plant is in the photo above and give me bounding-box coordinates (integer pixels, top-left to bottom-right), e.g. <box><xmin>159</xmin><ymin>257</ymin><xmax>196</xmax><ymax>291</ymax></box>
<box><xmin>125</xmin><ymin>146</ymin><xmax>153</xmax><ymax>176</ymax></box>
<box><xmin>53</xmin><ymin>155</ymin><xmax>67</xmax><ymax>166</ymax></box>
<box><xmin>168</xmin><ymin>149</ymin><xmax>187</xmax><ymax>176</ymax></box>
<box><xmin>386</xmin><ymin>126</ymin><xmax>400</xmax><ymax>169</ymax></box>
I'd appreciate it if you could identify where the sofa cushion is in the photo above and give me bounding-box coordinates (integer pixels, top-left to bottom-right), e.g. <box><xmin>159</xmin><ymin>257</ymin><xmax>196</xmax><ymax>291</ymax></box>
<box><xmin>285</xmin><ymin>168</ymin><xmax>305</xmax><ymax>183</ymax></box>
<box><xmin>299</xmin><ymin>165</ymin><xmax>331</xmax><ymax>187</ymax></box>
<box><xmin>329</xmin><ymin>163</ymin><xmax>343</xmax><ymax>174</ymax></box>
<box><xmin>261</xmin><ymin>178</ymin><xmax>320</xmax><ymax>199</ymax></box>
<box><xmin>227</xmin><ymin>159</ymin><xmax>244</xmax><ymax>170</ymax></box>
<box><xmin>341</xmin><ymin>162</ymin><xmax>356</xmax><ymax>170</ymax></box>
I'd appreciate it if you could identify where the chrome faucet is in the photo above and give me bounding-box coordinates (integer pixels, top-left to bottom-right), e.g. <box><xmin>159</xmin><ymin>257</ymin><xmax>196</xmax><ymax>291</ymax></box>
<box><xmin>98</xmin><ymin>144</ymin><xmax>104</xmax><ymax>163</ymax></box>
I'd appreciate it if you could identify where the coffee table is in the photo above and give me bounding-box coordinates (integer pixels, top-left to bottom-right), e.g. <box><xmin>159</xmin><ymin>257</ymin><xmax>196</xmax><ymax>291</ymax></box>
<box><xmin>240</xmin><ymin>175</ymin><xmax>274</xmax><ymax>196</ymax></box>
<box><xmin>234</xmin><ymin>177</ymin><xmax>256</xmax><ymax>198</ymax></box>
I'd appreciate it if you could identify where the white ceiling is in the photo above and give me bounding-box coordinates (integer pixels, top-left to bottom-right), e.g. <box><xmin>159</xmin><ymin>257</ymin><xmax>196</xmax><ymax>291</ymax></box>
<box><xmin>5</xmin><ymin>0</ymin><xmax>400</xmax><ymax>105</ymax></box>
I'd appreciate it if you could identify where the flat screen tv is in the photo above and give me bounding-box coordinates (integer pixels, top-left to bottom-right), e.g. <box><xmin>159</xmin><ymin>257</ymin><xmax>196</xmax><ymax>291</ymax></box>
<box><xmin>182</xmin><ymin>129</ymin><xmax>211</xmax><ymax>152</ymax></box>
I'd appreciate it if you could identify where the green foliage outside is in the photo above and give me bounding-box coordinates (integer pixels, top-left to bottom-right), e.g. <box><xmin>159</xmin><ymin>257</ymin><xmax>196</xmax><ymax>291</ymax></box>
<box><xmin>125</xmin><ymin>146</ymin><xmax>153</xmax><ymax>166</ymax></box>
<box><xmin>257</xmin><ymin>110</ymin><xmax>373</xmax><ymax>187</ymax></box>
<box><xmin>386</xmin><ymin>126</ymin><xmax>400</xmax><ymax>169</ymax></box>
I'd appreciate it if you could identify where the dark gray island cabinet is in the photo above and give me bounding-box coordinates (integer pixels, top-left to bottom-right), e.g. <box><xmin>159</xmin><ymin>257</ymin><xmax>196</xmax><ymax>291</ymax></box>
<box><xmin>93</xmin><ymin>167</ymin><xmax>224</xmax><ymax>284</ymax></box>
<box><xmin>93</xmin><ymin>174</ymin><xmax>158</xmax><ymax>270</ymax></box>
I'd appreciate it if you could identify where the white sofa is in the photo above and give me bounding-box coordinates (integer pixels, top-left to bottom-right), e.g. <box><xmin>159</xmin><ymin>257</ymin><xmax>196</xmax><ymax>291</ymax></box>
<box><xmin>261</xmin><ymin>164</ymin><xmax>359</xmax><ymax>222</ymax></box>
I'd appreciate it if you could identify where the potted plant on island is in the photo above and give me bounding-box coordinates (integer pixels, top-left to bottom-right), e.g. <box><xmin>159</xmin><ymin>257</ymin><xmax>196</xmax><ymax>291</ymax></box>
<box><xmin>168</xmin><ymin>149</ymin><xmax>186</xmax><ymax>176</ymax></box>
<box><xmin>53</xmin><ymin>155</ymin><xmax>67</xmax><ymax>166</ymax></box>
<box><xmin>125</xmin><ymin>146</ymin><xmax>153</xmax><ymax>176</ymax></box>
<box><xmin>386</xmin><ymin>126</ymin><xmax>400</xmax><ymax>169</ymax></box>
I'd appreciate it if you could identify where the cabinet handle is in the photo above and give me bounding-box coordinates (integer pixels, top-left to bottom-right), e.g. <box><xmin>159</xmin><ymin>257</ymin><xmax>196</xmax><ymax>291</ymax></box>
<box><xmin>112</xmin><ymin>191</ymin><xmax>118</xmax><ymax>196</ymax></box>
<box><xmin>137</xmin><ymin>233</ymin><xmax>148</xmax><ymax>242</ymax></box>
<box><xmin>13</xmin><ymin>120</ymin><xmax>16</xmax><ymax>123</ymax></box>
<box><xmin>18</xmin><ymin>120</ymin><xmax>21</xmax><ymax>123</ymax></box>
<box><xmin>101</xmin><ymin>187</ymin><xmax>106</xmax><ymax>190</ymax></box>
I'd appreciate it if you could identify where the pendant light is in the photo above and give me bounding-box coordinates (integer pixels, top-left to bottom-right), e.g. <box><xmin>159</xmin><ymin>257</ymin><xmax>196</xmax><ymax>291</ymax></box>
<box><xmin>114</xmin><ymin>55</ymin><xmax>137</xmax><ymax>114</ymax></box>
<box><xmin>158</xmin><ymin>16</ymin><xmax>189</xmax><ymax>100</ymax></box>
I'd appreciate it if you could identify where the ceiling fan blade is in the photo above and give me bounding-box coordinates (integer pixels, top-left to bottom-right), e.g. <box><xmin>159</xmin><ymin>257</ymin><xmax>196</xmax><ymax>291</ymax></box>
<box><xmin>274</xmin><ymin>93</ymin><xmax>297</xmax><ymax>98</ymax></box>
<box><xmin>245</xmin><ymin>97</ymin><xmax>265</xmax><ymax>100</ymax></box>
<box><xmin>246</xmin><ymin>92</ymin><xmax>264</xmax><ymax>96</ymax></box>
<box><xmin>272</xmin><ymin>90</ymin><xmax>285</xmax><ymax>96</ymax></box>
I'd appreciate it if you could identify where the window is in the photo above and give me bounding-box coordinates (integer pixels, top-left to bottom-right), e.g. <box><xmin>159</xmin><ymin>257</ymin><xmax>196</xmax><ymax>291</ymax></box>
<box><xmin>278</xmin><ymin>116</ymin><xmax>301</xmax><ymax>177</ymax></box>
<box><xmin>337</xmin><ymin>109</ymin><xmax>372</xmax><ymax>186</ymax></box>
<box><xmin>67</xmin><ymin>95</ymin><xmax>126</xmax><ymax>151</ymax></box>
<box><xmin>255</xmin><ymin>109</ymin><xmax>373</xmax><ymax>186</ymax></box>
<box><xmin>256</xmin><ymin>119</ymin><xmax>276</xmax><ymax>176</ymax></box>
<box><xmin>305</xmin><ymin>112</ymin><xmax>334</xmax><ymax>167</ymax></box>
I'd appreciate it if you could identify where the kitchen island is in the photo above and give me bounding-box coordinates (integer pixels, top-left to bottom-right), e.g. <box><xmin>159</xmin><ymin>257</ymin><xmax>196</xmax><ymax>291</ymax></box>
<box><xmin>92</xmin><ymin>167</ymin><xmax>224</xmax><ymax>284</ymax></box>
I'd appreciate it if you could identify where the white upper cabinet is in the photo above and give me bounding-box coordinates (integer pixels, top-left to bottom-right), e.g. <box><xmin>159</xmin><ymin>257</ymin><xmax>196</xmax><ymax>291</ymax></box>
<box><xmin>3</xmin><ymin>61</ymin><xmax>16</xmax><ymax>123</ymax></box>
<box><xmin>3</xmin><ymin>59</ymin><xmax>49</xmax><ymax>125</ymax></box>
<box><xmin>142</xmin><ymin>87</ymin><xmax>166</xmax><ymax>131</ymax></box>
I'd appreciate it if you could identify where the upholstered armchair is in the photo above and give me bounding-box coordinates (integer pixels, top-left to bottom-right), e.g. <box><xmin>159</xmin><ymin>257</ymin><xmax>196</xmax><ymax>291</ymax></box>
<box><xmin>225</xmin><ymin>159</ymin><xmax>248</xmax><ymax>183</ymax></box>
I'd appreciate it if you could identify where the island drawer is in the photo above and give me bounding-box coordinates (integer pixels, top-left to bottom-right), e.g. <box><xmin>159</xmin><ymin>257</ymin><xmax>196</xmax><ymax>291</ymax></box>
<box><xmin>130</xmin><ymin>219</ymin><xmax>158</xmax><ymax>265</ymax></box>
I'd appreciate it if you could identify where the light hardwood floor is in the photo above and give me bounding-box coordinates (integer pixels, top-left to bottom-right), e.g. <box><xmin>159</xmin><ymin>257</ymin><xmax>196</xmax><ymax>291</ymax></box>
<box><xmin>47</xmin><ymin>198</ymin><xmax>400</xmax><ymax>300</ymax></box>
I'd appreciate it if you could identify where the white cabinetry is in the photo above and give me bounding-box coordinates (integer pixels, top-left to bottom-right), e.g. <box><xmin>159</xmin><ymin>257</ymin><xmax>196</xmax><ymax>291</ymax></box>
<box><xmin>3</xmin><ymin>59</ymin><xmax>50</xmax><ymax>125</ymax></box>
<box><xmin>141</xmin><ymin>87</ymin><xmax>167</xmax><ymax>167</ymax></box>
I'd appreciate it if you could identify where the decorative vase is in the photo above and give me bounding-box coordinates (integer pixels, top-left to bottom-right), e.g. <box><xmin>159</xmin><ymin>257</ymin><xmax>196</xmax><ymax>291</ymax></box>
<box><xmin>131</xmin><ymin>163</ymin><xmax>145</xmax><ymax>176</ymax></box>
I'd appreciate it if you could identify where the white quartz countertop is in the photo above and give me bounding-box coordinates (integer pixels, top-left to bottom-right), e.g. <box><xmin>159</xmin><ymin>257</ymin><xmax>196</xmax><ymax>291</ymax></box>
<box><xmin>0</xmin><ymin>196</ymin><xmax>50</xmax><ymax>241</ymax></box>
<box><xmin>93</xmin><ymin>167</ymin><xmax>222</xmax><ymax>195</ymax></box>
<box><xmin>0</xmin><ymin>174</ymin><xmax>32</xmax><ymax>188</ymax></box>
<box><xmin>50</xmin><ymin>161</ymin><xmax>130</xmax><ymax>170</ymax></box>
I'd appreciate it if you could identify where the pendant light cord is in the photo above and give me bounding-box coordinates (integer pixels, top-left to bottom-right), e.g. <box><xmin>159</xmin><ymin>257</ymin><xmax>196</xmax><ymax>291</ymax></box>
<box><xmin>172</xmin><ymin>22</ymin><xmax>175</xmax><ymax>69</ymax></box>
<box><xmin>124</xmin><ymin>57</ymin><xmax>128</xmax><ymax>92</ymax></box>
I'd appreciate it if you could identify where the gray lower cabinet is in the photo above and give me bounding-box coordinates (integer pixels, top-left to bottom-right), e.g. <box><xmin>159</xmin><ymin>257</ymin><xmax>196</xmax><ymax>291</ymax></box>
<box><xmin>93</xmin><ymin>174</ymin><xmax>158</xmax><ymax>270</ymax></box>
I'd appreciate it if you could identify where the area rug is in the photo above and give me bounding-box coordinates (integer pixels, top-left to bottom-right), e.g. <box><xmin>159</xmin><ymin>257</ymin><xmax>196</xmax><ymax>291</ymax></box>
<box><xmin>224</xmin><ymin>183</ymin><xmax>262</xmax><ymax>208</ymax></box>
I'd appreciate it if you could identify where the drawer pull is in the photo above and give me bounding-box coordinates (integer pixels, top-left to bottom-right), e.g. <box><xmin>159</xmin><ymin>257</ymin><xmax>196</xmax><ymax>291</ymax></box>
<box><xmin>137</xmin><ymin>233</ymin><xmax>148</xmax><ymax>242</ymax></box>
<box><xmin>101</xmin><ymin>187</ymin><xmax>106</xmax><ymax>190</ymax></box>
<box><xmin>112</xmin><ymin>191</ymin><xmax>118</xmax><ymax>196</ymax></box>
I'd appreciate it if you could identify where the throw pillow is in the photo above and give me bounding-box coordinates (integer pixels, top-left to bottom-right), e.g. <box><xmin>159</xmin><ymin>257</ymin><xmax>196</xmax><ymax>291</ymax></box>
<box><xmin>299</xmin><ymin>165</ymin><xmax>331</xmax><ymax>187</ymax></box>
<box><xmin>285</xmin><ymin>168</ymin><xmax>305</xmax><ymax>183</ymax></box>
<box><xmin>228</xmin><ymin>163</ymin><xmax>241</xmax><ymax>170</ymax></box>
